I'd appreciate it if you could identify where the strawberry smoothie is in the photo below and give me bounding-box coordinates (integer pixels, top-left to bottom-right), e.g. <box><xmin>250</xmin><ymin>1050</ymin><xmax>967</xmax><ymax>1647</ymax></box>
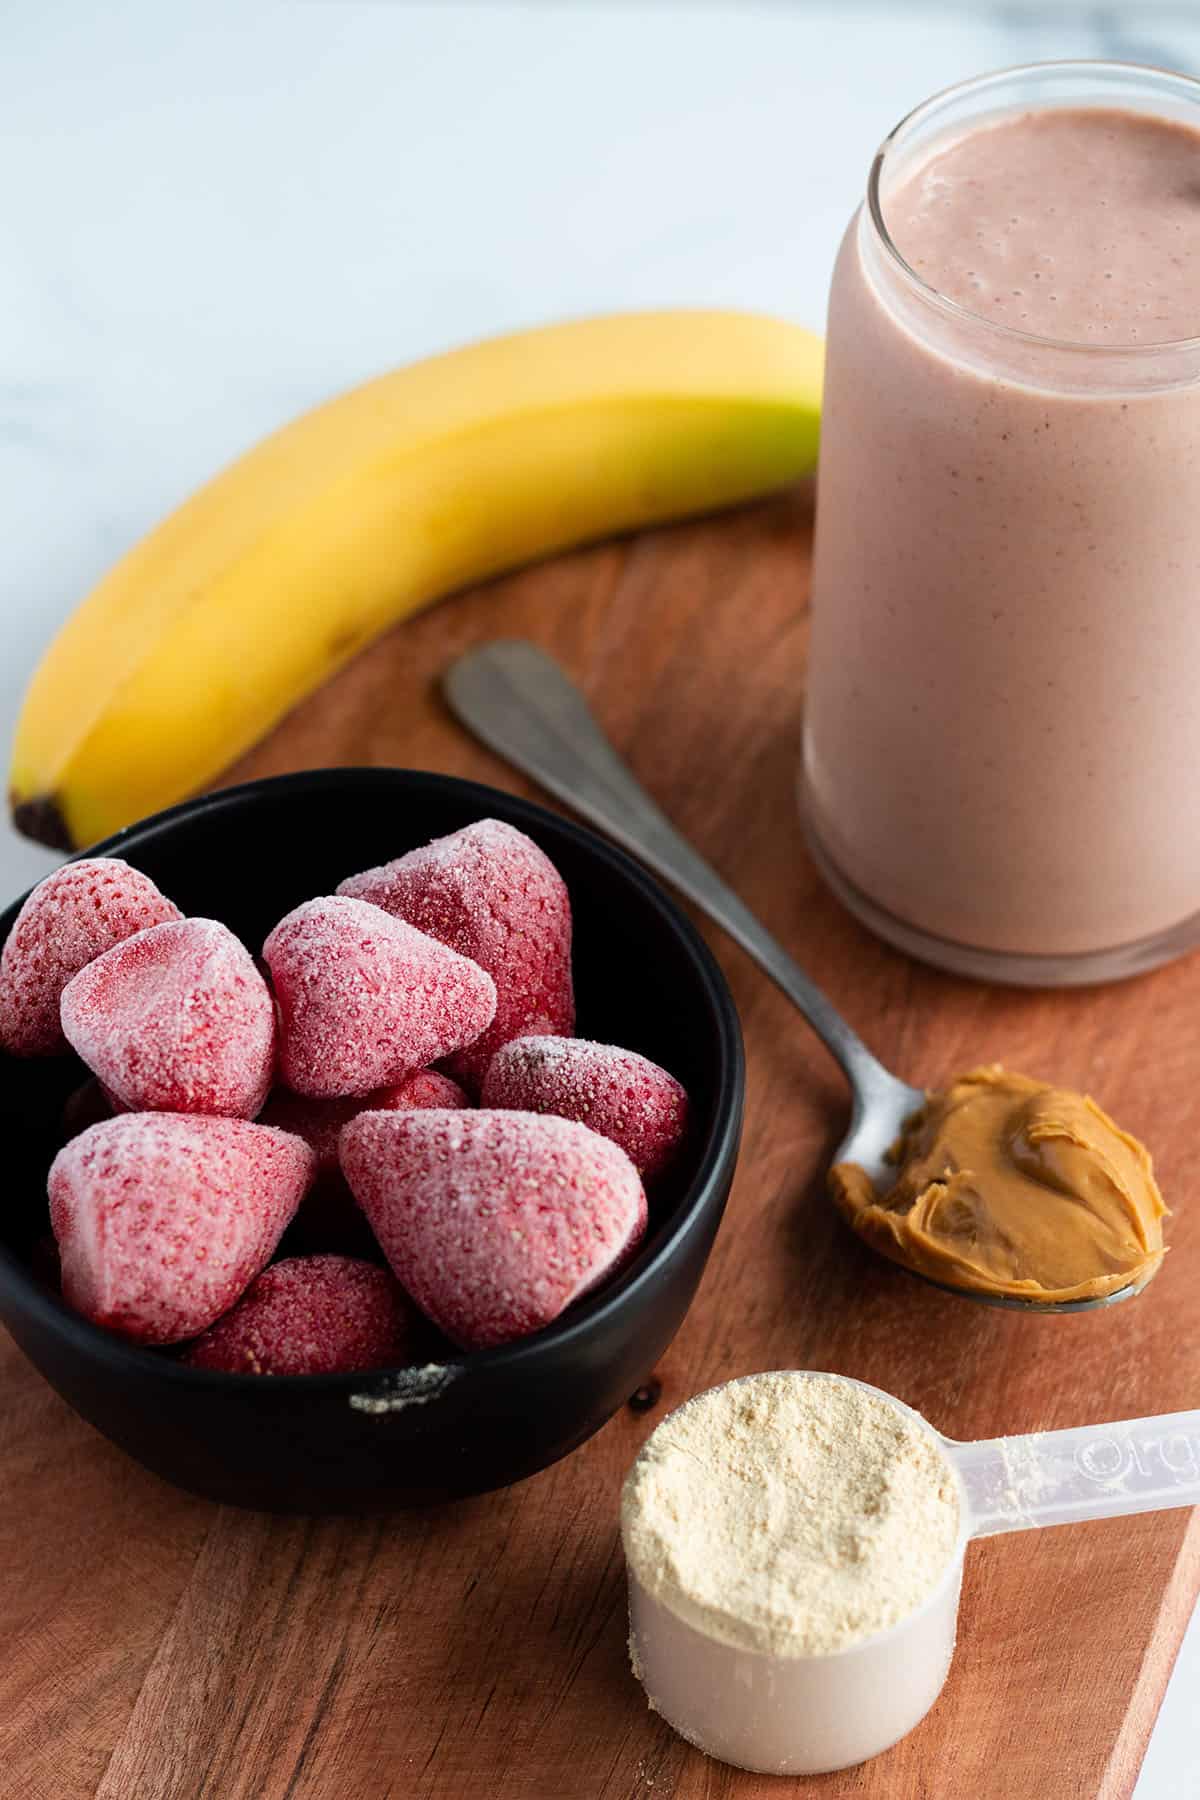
<box><xmin>805</xmin><ymin>65</ymin><xmax>1200</xmax><ymax>982</ymax></box>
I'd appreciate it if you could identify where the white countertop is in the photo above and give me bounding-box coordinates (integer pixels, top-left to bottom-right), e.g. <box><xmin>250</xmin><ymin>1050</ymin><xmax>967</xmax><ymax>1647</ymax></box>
<box><xmin>3</xmin><ymin>3</ymin><xmax>1198</xmax><ymax>1790</ymax></box>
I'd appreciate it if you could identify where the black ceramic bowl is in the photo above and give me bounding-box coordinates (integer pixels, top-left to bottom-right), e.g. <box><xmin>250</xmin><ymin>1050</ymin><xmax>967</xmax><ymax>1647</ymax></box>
<box><xmin>0</xmin><ymin>769</ymin><xmax>743</xmax><ymax>1511</ymax></box>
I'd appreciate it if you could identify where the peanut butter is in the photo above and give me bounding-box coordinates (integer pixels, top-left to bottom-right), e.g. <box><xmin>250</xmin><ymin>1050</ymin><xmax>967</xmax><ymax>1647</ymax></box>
<box><xmin>830</xmin><ymin>1066</ymin><xmax>1167</xmax><ymax>1303</ymax></box>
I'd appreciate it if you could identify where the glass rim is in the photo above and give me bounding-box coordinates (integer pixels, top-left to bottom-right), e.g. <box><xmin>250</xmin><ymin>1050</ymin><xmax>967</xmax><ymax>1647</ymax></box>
<box><xmin>867</xmin><ymin>57</ymin><xmax>1200</xmax><ymax>358</ymax></box>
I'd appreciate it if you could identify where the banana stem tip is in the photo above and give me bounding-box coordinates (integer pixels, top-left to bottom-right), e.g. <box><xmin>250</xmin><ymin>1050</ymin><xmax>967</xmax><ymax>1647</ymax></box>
<box><xmin>11</xmin><ymin>793</ymin><xmax>76</xmax><ymax>852</ymax></box>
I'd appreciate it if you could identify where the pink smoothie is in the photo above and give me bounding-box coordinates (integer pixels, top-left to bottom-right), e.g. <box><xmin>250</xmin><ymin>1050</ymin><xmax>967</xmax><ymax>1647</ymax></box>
<box><xmin>805</xmin><ymin>103</ymin><xmax>1200</xmax><ymax>961</ymax></box>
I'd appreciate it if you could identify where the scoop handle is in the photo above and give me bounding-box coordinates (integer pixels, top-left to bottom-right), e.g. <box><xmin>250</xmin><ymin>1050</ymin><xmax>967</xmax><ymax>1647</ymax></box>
<box><xmin>948</xmin><ymin>1409</ymin><xmax>1200</xmax><ymax>1537</ymax></box>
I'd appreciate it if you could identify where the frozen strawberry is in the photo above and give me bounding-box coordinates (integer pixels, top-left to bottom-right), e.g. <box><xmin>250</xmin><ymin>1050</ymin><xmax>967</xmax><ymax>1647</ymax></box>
<box><xmin>182</xmin><ymin>1254</ymin><xmax>416</xmax><ymax>1377</ymax></box>
<box><xmin>60</xmin><ymin>918</ymin><xmax>276</xmax><ymax>1118</ymax></box>
<box><xmin>262</xmin><ymin>896</ymin><xmax>496</xmax><ymax>1099</ymax></box>
<box><xmin>481</xmin><ymin>1036</ymin><xmax>689</xmax><ymax>1180</ymax></box>
<box><xmin>340</xmin><ymin>1109</ymin><xmax>647</xmax><ymax>1349</ymax></box>
<box><xmin>0</xmin><ymin>858</ymin><xmax>181</xmax><ymax>1057</ymax></box>
<box><xmin>261</xmin><ymin>1070</ymin><xmax>470</xmax><ymax>1176</ymax></box>
<box><xmin>389</xmin><ymin>1069</ymin><xmax>472</xmax><ymax>1113</ymax></box>
<box><xmin>258</xmin><ymin>1090</ymin><xmax>367</xmax><ymax>1178</ymax></box>
<box><xmin>261</xmin><ymin>1070</ymin><xmax>472</xmax><ymax>1256</ymax></box>
<box><xmin>49</xmin><ymin>1113</ymin><xmax>314</xmax><ymax>1344</ymax></box>
<box><xmin>337</xmin><ymin>819</ymin><xmax>573</xmax><ymax>1093</ymax></box>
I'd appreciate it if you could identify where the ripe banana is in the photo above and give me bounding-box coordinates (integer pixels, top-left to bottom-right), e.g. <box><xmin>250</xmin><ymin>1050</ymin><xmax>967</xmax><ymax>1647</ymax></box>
<box><xmin>10</xmin><ymin>309</ymin><xmax>823</xmax><ymax>850</ymax></box>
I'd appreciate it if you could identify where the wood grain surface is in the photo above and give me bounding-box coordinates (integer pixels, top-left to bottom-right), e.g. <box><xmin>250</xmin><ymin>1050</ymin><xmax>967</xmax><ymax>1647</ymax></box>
<box><xmin>3</xmin><ymin>487</ymin><xmax>1198</xmax><ymax>1799</ymax></box>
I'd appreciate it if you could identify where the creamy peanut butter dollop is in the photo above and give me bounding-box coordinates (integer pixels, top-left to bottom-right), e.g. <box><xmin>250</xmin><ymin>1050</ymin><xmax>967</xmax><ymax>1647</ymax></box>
<box><xmin>830</xmin><ymin>1066</ymin><xmax>1167</xmax><ymax>1303</ymax></box>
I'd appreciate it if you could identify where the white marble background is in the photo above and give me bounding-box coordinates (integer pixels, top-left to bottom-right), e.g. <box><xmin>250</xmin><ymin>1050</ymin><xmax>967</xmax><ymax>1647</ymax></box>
<box><xmin>3</xmin><ymin>3</ymin><xmax>1198</xmax><ymax>1791</ymax></box>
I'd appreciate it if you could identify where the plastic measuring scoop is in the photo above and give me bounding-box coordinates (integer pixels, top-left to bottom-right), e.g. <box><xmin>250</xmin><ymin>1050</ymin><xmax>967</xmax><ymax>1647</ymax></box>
<box><xmin>624</xmin><ymin>1373</ymin><xmax>1200</xmax><ymax>1776</ymax></box>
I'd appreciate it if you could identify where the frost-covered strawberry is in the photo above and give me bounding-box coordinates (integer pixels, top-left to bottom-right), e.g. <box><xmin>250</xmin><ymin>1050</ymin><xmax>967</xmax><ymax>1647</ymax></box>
<box><xmin>60</xmin><ymin>918</ymin><xmax>275</xmax><ymax>1118</ymax></box>
<box><xmin>49</xmin><ymin>1113</ymin><xmax>314</xmax><ymax>1344</ymax></box>
<box><xmin>337</xmin><ymin>820</ymin><xmax>573</xmax><ymax>1092</ymax></box>
<box><xmin>482</xmin><ymin>1036</ymin><xmax>688</xmax><ymax>1180</ymax></box>
<box><xmin>0</xmin><ymin>858</ymin><xmax>180</xmax><ymax>1056</ymax></box>
<box><xmin>262</xmin><ymin>896</ymin><xmax>495</xmax><ymax>1098</ymax></box>
<box><xmin>260</xmin><ymin>1069</ymin><xmax>470</xmax><ymax>1176</ymax></box>
<box><xmin>183</xmin><ymin>1255</ymin><xmax>416</xmax><ymax>1376</ymax></box>
<box><xmin>341</xmin><ymin>1108</ymin><xmax>646</xmax><ymax>1349</ymax></box>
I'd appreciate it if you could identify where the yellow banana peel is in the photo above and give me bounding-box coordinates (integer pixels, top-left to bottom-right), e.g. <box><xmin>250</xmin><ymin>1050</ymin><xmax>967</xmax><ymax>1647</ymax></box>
<box><xmin>10</xmin><ymin>309</ymin><xmax>823</xmax><ymax>849</ymax></box>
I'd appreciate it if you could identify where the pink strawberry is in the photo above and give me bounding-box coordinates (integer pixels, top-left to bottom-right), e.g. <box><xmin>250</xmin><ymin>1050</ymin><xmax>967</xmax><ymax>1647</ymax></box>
<box><xmin>60</xmin><ymin>918</ymin><xmax>275</xmax><ymax>1118</ymax></box>
<box><xmin>262</xmin><ymin>896</ymin><xmax>495</xmax><ymax>1099</ymax></box>
<box><xmin>337</xmin><ymin>819</ymin><xmax>573</xmax><ymax>1093</ymax></box>
<box><xmin>389</xmin><ymin>1069</ymin><xmax>473</xmax><ymax>1113</ymax></box>
<box><xmin>261</xmin><ymin>1069</ymin><xmax>472</xmax><ymax>1257</ymax></box>
<box><xmin>49</xmin><ymin>1113</ymin><xmax>315</xmax><ymax>1344</ymax></box>
<box><xmin>182</xmin><ymin>1255</ymin><xmax>417</xmax><ymax>1376</ymax></box>
<box><xmin>481</xmin><ymin>1036</ymin><xmax>689</xmax><ymax>1181</ymax></box>
<box><xmin>0</xmin><ymin>858</ymin><xmax>180</xmax><ymax>1056</ymax></box>
<box><xmin>260</xmin><ymin>1070</ymin><xmax>470</xmax><ymax>1176</ymax></box>
<box><xmin>340</xmin><ymin>1109</ymin><xmax>647</xmax><ymax>1349</ymax></box>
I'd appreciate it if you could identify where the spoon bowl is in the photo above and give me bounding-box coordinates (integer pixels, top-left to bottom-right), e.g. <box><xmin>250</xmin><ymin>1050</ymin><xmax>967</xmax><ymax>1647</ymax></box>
<box><xmin>830</xmin><ymin>1062</ymin><xmax>1143</xmax><ymax>1314</ymax></box>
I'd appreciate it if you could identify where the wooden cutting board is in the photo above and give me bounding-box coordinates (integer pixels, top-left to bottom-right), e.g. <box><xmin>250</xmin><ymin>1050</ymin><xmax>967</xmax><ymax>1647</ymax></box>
<box><xmin>3</xmin><ymin>486</ymin><xmax>1198</xmax><ymax>1800</ymax></box>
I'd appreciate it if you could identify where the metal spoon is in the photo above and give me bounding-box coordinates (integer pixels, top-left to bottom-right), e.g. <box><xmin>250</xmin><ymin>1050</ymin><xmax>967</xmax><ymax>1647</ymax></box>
<box><xmin>443</xmin><ymin>639</ymin><xmax>1140</xmax><ymax>1314</ymax></box>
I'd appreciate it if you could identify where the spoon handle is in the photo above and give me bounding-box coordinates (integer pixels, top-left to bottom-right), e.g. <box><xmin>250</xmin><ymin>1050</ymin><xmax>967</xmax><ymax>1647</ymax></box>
<box><xmin>949</xmin><ymin>1409</ymin><xmax>1200</xmax><ymax>1538</ymax></box>
<box><xmin>444</xmin><ymin>639</ymin><xmax>888</xmax><ymax>1092</ymax></box>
